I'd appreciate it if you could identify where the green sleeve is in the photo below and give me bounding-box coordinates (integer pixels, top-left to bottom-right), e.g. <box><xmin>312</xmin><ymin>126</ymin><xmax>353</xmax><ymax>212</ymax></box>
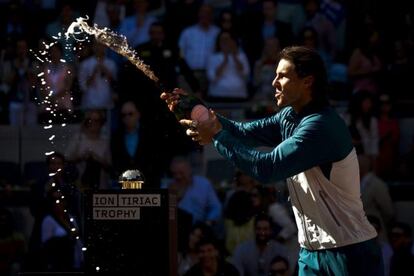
<box><xmin>213</xmin><ymin>114</ymin><xmax>353</xmax><ymax>183</ymax></box>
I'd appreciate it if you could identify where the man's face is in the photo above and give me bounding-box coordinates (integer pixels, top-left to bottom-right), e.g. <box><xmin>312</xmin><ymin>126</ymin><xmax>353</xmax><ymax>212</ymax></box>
<box><xmin>198</xmin><ymin>244</ymin><xmax>218</xmax><ymax>267</ymax></box>
<box><xmin>255</xmin><ymin>220</ymin><xmax>272</xmax><ymax>244</ymax></box>
<box><xmin>150</xmin><ymin>25</ymin><xmax>165</xmax><ymax>45</ymax></box>
<box><xmin>272</xmin><ymin>59</ymin><xmax>311</xmax><ymax>110</ymax></box>
<box><xmin>270</xmin><ymin>261</ymin><xmax>289</xmax><ymax>276</ymax></box>
<box><xmin>170</xmin><ymin>161</ymin><xmax>192</xmax><ymax>186</ymax></box>
<box><xmin>121</xmin><ymin>102</ymin><xmax>140</xmax><ymax>130</ymax></box>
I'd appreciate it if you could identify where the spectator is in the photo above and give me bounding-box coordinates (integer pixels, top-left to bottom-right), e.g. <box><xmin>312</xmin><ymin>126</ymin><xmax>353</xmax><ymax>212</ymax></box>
<box><xmin>261</xmin><ymin>0</ymin><xmax>294</xmax><ymax>47</ymax></box>
<box><xmin>111</xmin><ymin>101</ymin><xmax>164</xmax><ymax>187</ymax></box>
<box><xmin>217</xmin><ymin>9</ymin><xmax>238</xmax><ymax>34</ymax></box>
<box><xmin>178</xmin><ymin>222</ymin><xmax>215</xmax><ymax>276</ymax></box>
<box><xmin>275</xmin><ymin>0</ymin><xmax>306</xmax><ymax>36</ymax></box>
<box><xmin>368</xmin><ymin>215</ymin><xmax>394</xmax><ymax>276</ymax></box>
<box><xmin>119</xmin><ymin>0</ymin><xmax>157</xmax><ymax>48</ymax></box>
<box><xmin>299</xmin><ymin>26</ymin><xmax>332</xmax><ymax>70</ymax></box>
<box><xmin>163</xmin><ymin>0</ymin><xmax>201</xmax><ymax>45</ymax></box>
<box><xmin>30</xmin><ymin>152</ymin><xmax>80</xmax><ymax>225</ymax></box>
<box><xmin>359</xmin><ymin>154</ymin><xmax>394</xmax><ymax>241</ymax></box>
<box><xmin>224</xmin><ymin>190</ymin><xmax>255</xmax><ymax>255</ymax></box>
<box><xmin>135</xmin><ymin>22</ymin><xmax>200</xmax><ymax>93</ymax></box>
<box><xmin>347</xmin><ymin>91</ymin><xmax>379</xmax><ymax>160</ymax></box>
<box><xmin>178</xmin><ymin>4</ymin><xmax>220</xmax><ymax>96</ymax></box>
<box><xmin>242</xmin><ymin>0</ymin><xmax>293</xmax><ymax>68</ymax></box>
<box><xmin>253</xmin><ymin>37</ymin><xmax>281</xmax><ymax>102</ymax></box>
<box><xmin>303</xmin><ymin>0</ymin><xmax>337</xmax><ymax>60</ymax></box>
<box><xmin>65</xmin><ymin>109</ymin><xmax>111</xmax><ymax>190</ymax></box>
<box><xmin>1</xmin><ymin>38</ymin><xmax>37</xmax><ymax>125</ymax></box>
<box><xmin>231</xmin><ymin>215</ymin><xmax>288</xmax><ymax>276</ymax></box>
<box><xmin>45</xmin><ymin>3</ymin><xmax>78</xmax><ymax>61</ymax></box>
<box><xmin>347</xmin><ymin>29</ymin><xmax>383</xmax><ymax>94</ymax></box>
<box><xmin>38</xmin><ymin>42</ymin><xmax>74</xmax><ymax>124</ymax></box>
<box><xmin>40</xmin><ymin>188</ymin><xmax>83</xmax><ymax>272</ymax></box>
<box><xmin>206</xmin><ymin>31</ymin><xmax>250</xmax><ymax>102</ymax></box>
<box><xmin>93</xmin><ymin>0</ymin><xmax>126</xmax><ymax>29</ymax></box>
<box><xmin>389</xmin><ymin>222</ymin><xmax>414</xmax><ymax>276</ymax></box>
<box><xmin>162</xmin><ymin>156</ymin><xmax>222</xmax><ymax>225</ymax></box>
<box><xmin>376</xmin><ymin>94</ymin><xmax>400</xmax><ymax>180</ymax></box>
<box><xmin>269</xmin><ymin>255</ymin><xmax>290</xmax><ymax>276</ymax></box>
<box><xmin>78</xmin><ymin>40</ymin><xmax>118</xmax><ymax>110</ymax></box>
<box><xmin>184</xmin><ymin>237</ymin><xmax>240</xmax><ymax>276</ymax></box>
<box><xmin>0</xmin><ymin>208</ymin><xmax>25</xmax><ymax>275</ymax></box>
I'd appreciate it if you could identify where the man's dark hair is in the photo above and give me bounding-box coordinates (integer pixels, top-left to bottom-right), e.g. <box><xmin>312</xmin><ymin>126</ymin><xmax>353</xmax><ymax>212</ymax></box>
<box><xmin>254</xmin><ymin>213</ymin><xmax>273</xmax><ymax>228</ymax></box>
<box><xmin>195</xmin><ymin>236</ymin><xmax>220</xmax><ymax>251</ymax></box>
<box><xmin>270</xmin><ymin>255</ymin><xmax>290</xmax><ymax>269</ymax></box>
<box><xmin>278</xmin><ymin>46</ymin><xmax>328</xmax><ymax>105</ymax></box>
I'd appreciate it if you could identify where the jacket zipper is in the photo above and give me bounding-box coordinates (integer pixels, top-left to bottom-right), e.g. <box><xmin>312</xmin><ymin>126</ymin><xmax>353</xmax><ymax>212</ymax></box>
<box><xmin>319</xmin><ymin>190</ymin><xmax>341</xmax><ymax>227</ymax></box>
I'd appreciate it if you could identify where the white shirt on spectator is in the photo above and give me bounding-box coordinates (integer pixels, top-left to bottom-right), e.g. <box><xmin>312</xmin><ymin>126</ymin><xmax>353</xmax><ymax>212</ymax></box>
<box><xmin>178</xmin><ymin>24</ymin><xmax>220</xmax><ymax>70</ymax></box>
<box><xmin>78</xmin><ymin>56</ymin><xmax>117</xmax><ymax>109</ymax></box>
<box><xmin>207</xmin><ymin>51</ymin><xmax>250</xmax><ymax>99</ymax></box>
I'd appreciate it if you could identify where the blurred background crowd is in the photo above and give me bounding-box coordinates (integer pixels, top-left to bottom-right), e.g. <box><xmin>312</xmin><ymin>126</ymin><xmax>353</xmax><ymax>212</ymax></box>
<box><xmin>0</xmin><ymin>0</ymin><xmax>413</xmax><ymax>275</ymax></box>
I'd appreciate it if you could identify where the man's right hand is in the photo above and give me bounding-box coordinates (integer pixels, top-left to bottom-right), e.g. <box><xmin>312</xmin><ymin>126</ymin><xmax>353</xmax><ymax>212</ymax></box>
<box><xmin>160</xmin><ymin>88</ymin><xmax>188</xmax><ymax>112</ymax></box>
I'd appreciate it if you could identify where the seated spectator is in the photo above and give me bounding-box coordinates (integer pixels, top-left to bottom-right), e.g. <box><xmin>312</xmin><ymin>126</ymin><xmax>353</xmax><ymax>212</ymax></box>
<box><xmin>224</xmin><ymin>190</ymin><xmax>255</xmax><ymax>255</ymax></box>
<box><xmin>184</xmin><ymin>237</ymin><xmax>239</xmax><ymax>276</ymax></box>
<box><xmin>269</xmin><ymin>255</ymin><xmax>291</xmax><ymax>276</ymax></box>
<box><xmin>367</xmin><ymin>215</ymin><xmax>393</xmax><ymax>276</ymax></box>
<box><xmin>0</xmin><ymin>208</ymin><xmax>25</xmax><ymax>275</ymax></box>
<box><xmin>347</xmin><ymin>29</ymin><xmax>383</xmax><ymax>95</ymax></box>
<box><xmin>178</xmin><ymin>222</ymin><xmax>215</xmax><ymax>276</ymax></box>
<box><xmin>389</xmin><ymin>222</ymin><xmax>414</xmax><ymax>276</ymax></box>
<box><xmin>40</xmin><ymin>188</ymin><xmax>83</xmax><ymax>272</ymax></box>
<box><xmin>347</xmin><ymin>91</ymin><xmax>379</xmax><ymax>161</ymax></box>
<box><xmin>359</xmin><ymin>154</ymin><xmax>394</xmax><ymax>242</ymax></box>
<box><xmin>376</xmin><ymin>94</ymin><xmax>400</xmax><ymax>180</ymax></box>
<box><xmin>30</xmin><ymin>152</ymin><xmax>80</xmax><ymax>224</ymax></box>
<box><xmin>162</xmin><ymin>156</ymin><xmax>222</xmax><ymax>226</ymax></box>
<box><xmin>65</xmin><ymin>109</ymin><xmax>111</xmax><ymax>190</ymax></box>
<box><xmin>206</xmin><ymin>31</ymin><xmax>250</xmax><ymax>102</ymax></box>
<box><xmin>231</xmin><ymin>214</ymin><xmax>288</xmax><ymax>276</ymax></box>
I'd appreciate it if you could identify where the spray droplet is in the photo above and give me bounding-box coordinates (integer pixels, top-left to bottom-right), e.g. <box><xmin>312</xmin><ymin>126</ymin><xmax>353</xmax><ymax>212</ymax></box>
<box><xmin>82</xmin><ymin>247</ymin><xmax>87</xmax><ymax>251</ymax></box>
<box><xmin>56</xmin><ymin>200</ymin><xmax>60</xmax><ymax>204</ymax></box>
<box><xmin>45</xmin><ymin>151</ymin><xmax>55</xmax><ymax>156</ymax></box>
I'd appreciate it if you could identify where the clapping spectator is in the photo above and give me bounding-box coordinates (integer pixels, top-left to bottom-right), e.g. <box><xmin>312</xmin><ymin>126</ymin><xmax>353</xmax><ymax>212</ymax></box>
<box><xmin>65</xmin><ymin>109</ymin><xmax>111</xmax><ymax>190</ymax></box>
<box><xmin>78</xmin><ymin>40</ymin><xmax>118</xmax><ymax>110</ymax></box>
<box><xmin>206</xmin><ymin>31</ymin><xmax>250</xmax><ymax>102</ymax></box>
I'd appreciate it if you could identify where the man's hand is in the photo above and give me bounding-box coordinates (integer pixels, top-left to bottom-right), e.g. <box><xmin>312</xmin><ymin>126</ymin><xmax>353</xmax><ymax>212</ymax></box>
<box><xmin>180</xmin><ymin>109</ymin><xmax>222</xmax><ymax>145</ymax></box>
<box><xmin>160</xmin><ymin>88</ymin><xmax>187</xmax><ymax>112</ymax></box>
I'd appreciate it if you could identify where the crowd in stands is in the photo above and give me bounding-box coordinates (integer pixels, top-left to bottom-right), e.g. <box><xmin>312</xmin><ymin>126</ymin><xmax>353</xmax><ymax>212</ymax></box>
<box><xmin>0</xmin><ymin>0</ymin><xmax>414</xmax><ymax>275</ymax></box>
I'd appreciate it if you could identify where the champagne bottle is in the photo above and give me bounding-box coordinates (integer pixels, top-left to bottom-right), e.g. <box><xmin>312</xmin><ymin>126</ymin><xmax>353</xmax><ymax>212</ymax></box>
<box><xmin>173</xmin><ymin>93</ymin><xmax>209</xmax><ymax>122</ymax></box>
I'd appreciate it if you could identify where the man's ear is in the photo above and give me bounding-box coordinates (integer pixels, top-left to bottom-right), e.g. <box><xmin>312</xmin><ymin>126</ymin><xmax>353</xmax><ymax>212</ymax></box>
<box><xmin>303</xmin><ymin>75</ymin><xmax>314</xmax><ymax>89</ymax></box>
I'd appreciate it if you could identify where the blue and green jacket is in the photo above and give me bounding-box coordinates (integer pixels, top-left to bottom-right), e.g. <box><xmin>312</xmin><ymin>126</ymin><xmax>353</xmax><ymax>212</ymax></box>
<box><xmin>213</xmin><ymin>104</ymin><xmax>377</xmax><ymax>250</ymax></box>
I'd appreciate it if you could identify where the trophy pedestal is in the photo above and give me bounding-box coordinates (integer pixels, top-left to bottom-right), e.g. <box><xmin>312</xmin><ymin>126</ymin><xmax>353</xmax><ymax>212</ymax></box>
<box><xmin>83</xmin><ymin>189</ymin><xmax>177</xmax><ymax>275</ymax></box>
